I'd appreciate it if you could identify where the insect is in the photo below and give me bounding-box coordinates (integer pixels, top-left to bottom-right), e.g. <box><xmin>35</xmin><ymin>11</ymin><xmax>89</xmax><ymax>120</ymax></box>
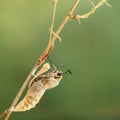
<box><xmin>13</xmin><ymin>62</ymin><xmax>63</xmax><ymax>112</ymax></box>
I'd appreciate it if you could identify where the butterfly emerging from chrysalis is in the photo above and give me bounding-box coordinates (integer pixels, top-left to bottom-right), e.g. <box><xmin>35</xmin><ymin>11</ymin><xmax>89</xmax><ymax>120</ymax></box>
<box><xmin>13</xmin><ymin>61</ymin><xmax>71</xmax><ymax>112</ymax></box>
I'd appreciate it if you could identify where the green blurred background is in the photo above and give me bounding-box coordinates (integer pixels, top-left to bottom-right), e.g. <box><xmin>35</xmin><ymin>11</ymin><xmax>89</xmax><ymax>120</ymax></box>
<box><xmin>0</xmin><ymin>0</ymin><xmax>120</xmax><ymax>120</ymax></box>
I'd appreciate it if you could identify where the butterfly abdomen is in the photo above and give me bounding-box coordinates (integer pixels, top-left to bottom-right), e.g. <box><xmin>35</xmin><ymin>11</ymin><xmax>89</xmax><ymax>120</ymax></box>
<box><xmin>14</xmin><ymin>95</ymin><xmax>37</xmax><ymax>111</ymax></box>
<box><xmin>14</xmin><ymin>81</ymin><xmax>46</xmax><ymax>112</ymax></box>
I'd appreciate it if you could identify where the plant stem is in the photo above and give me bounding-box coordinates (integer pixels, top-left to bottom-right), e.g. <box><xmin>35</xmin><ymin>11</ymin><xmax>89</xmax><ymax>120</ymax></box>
<box><xmin>49</xmin><ymin>0</ymin><xmax>58</xmax><ymax>41</ymax></box>
<box><xmin>51</xmin><ymin>0</ymin><xmax>80</xmax><ymax>42</ymax></box>
<box><xmin>3</xmin><ymin>0</ymin><xmax>80</xmax><ymax>120</ymax></box>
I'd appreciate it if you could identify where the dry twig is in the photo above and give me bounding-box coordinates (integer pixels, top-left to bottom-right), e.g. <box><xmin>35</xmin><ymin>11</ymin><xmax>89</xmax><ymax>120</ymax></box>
<box><xmin>0</xmin><ymin>0</ymin><xmax>110</xmax><ymax>120</ymax></box>
<box><xmin>70</xmin><ymin>0</ymin><xmax>111</xmax><ymax>23</ymax></box>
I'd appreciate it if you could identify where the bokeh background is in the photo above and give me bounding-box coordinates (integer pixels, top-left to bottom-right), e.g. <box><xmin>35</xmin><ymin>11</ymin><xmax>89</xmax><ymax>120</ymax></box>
<box><xmin>0</xmin><ymin>0</ymin><xmax>119</xmax><ymax>120</ymax></box>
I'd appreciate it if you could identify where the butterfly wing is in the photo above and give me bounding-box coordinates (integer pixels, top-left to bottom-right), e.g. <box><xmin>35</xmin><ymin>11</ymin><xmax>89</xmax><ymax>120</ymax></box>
<box><xmin>29</xmin><ymin>63</ymin><xmax>50</xmax><ymax>87</ymax></box>
<box><xmin>36</xmin><ymin>63</ymin><xmax>50</xmax><ymax>76</ymax></box>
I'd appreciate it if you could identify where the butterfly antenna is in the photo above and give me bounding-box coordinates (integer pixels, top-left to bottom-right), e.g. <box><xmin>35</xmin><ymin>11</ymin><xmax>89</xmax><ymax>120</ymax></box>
<box><xmin>47</xmin><ymin>56</ymin><xmax>57</xmax><ymax>71</ymax></box>
<box><xmin>63</xmin><ymin>69</ymin><xmax>72</xmax><ymax>74</ymax></box>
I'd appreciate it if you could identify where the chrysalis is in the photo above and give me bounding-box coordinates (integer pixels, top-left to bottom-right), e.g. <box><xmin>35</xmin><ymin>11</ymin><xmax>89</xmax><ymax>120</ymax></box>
<box><xmin>13</xmin><ymin>63</ymin><xmax>63</xmax><ymax>112</ymax></box>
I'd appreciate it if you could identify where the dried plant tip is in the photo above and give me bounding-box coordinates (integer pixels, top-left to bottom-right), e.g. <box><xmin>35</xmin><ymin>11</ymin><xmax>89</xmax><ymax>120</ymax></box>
<box><xmin>87</xmin><ymin>0</ymin><xmax>96</xmax><ymax>10</ymax></box>
<box><xmin>51</xmin><ymin>0</ymin><xmax>58</xmax><ymax>5</ymax></box>
<box><xmin>104</xmin><ymin>1</ymin><xmax>111</xmax><ymax>7</ymax></box>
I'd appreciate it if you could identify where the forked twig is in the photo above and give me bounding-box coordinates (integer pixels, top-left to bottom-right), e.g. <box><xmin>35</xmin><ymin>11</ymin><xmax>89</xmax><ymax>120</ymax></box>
<box><xmin>70</xmin><ymin>0</ymin><xmax>111</xmax><ymax>23</ymax></box>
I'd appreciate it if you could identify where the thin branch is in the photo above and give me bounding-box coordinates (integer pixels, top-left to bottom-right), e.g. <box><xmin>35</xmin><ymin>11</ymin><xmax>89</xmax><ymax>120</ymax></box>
<box><xmin>50</xmin><ymin>0</ymin><xmax>80</xmax><ymax>42</ymax></box>
<box><xmin>2</xmin><ymin>0</ymin><xmax>80</xmax><ymax>120</ymax></box>
<box><xmin>49</xmin><ymin>0</ymin><xmax>58</xmax><ymax>41</ymax></box>
<box><xmin>70</xmin><ymin>0</ymin><xmax>111</xmax><ymax>23</ymax></box>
